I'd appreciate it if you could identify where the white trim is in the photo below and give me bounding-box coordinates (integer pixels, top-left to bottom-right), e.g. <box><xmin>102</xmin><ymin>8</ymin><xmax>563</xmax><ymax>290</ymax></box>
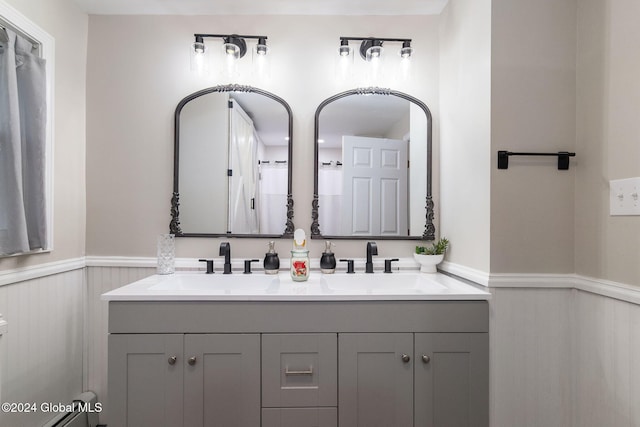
<box><xmin>439</xmin><ymin>260</ymin><xmax>640</xmax><ymax>306</ymax></box>
<box><xmin>0</xmin><ymin>257</ymin><xmax>84</xmax><ymax>287</ymax></box>
<box><xmin>0</xmin><ymin>0</ymin><xmax>55</xmax><ymax>253</ymax></box>
<box><xmin>2</xmin><ymin>255</ymin><xmax>640</xmax><ymax>306</ymax></box>
<box><xmin>439</xmin><ymin>261</ymin><xmax>490</xmax><ymax>287</ymax></box>
<box><xmin>84</xmin><ymin>256</ymin><xmax>157</xmax><ymax>268</ymax></box>
<box><xmin>488</xmin><ymin>272</ymin><xmax>576</xmax><ymax>288</ymax></box>
<box><xmin>572</xmin><ymin>275</ymin><xmax>640</xmax><ymax>306</ymax></box>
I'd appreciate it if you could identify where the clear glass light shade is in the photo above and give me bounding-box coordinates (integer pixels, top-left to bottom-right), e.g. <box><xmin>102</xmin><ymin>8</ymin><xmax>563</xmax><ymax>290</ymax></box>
<box><xmin>193</xmin><ymin>41</ymin><xmax>205</xmax><ymax>54</ymax></box>
<box><xmin>399</xmin><ymin>46</ymin><xmax>414</xmax><ymax>59</ymax></box>
<box><xmin>338</xmin><ymin>45</ymin><xmax>352</xmax><ymax>57</ymax></box>
<box><xmin>224</xmin><ymin>42</ymin><xmax>241</xmax><ymax>59</ymax></box>
<box><xmin>190</xmin><ymin>43</ymin><xmax>208</xmax><ymax>73</ymax></box>
<box><xmin>365</xmin><ymin>45</ymin><xmax>383</xmax><ymax>62</ymax></box>
<box><xmin>256</xmin><ymin>37</ymin><xmax>268</xmax><ymax>56</ymax></box>
<box><xmin>256</xmin><ymin>43</ymin><xmax>268</xmax><ymax>56</ymax></box>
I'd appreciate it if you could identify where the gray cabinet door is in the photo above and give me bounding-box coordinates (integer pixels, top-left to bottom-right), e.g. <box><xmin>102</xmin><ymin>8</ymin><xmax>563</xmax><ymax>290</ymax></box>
<box><xmin>262</xmin><ymin>333</ymin><xmax>337</xmax><ymax>407</ymax></box>
<box><xmin>338</xmin><ymin>333</ymin><xmax>413</xmax><ymax>427</ymax></box>
<box><xmin>262</xmin><ymin>408</ymin><xmax>337</xmax><ymax>427</ymax></box>
<box><xmin>414</xmin><ymin>333</ymin><xmax>489</xmax><ymax>427</ymax></box>
<box><xmin>183</xmin><ymin>334</ymin><xmax>260</xmax><ymax>427</ymax></box>
<box><xmin>108</xmin><ymin>334</ymin><xmax>183</xmax><ymax>427</ymax></box>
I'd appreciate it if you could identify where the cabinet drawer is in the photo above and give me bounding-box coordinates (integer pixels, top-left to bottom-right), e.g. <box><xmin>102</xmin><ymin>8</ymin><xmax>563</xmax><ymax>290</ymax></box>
<box><xmin>262</xmin><ymin>334</ymin><xmax>337</xmax><ymax>407</ymax></box>
<box><xmin>262</xmin><ymin>407</ymin><xmax>337</xmax><ymax>427</ymax></box>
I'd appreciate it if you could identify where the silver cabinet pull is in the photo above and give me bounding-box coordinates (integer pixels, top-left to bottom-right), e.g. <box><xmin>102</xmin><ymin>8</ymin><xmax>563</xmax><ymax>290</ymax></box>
<box><xmin>168</xmin><ymin>356</ymin><xmax>177</xmax><ymax>365</ymax></box>
<box><xmin>285</xmin><ymin>366</ymin><xmax>313</xmax><ymax>376</ymax></box>
<box><xmin>422</xmin><ymin>355</ymin><xmax>431</xmax><ymax>364</ymax></box>
<box><xmin>188</xmin><ymin>356</ymin><xmax>197</xmax><ymax>366</ymax></box>
<box><xmin>401</xmin><ymin>354</ymin><xmax>411</xmax><ymax>363</ymax></box>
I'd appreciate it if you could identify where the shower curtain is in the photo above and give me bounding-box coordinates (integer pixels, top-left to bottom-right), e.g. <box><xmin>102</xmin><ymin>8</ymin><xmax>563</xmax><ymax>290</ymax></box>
<box><xmin>0</xmin><ymin>28</ymin><xmax>47</xmax><ymax>256</ymax></box>
<box><xmin>318</xmin><ymin>166</ymin><xmax>343</xmax><ymax>236</ymax></box>
<box><xmin>258</xmin><ymin>162</ymin><xmax>287</xmax><ymax>234</ymax></box>
<box><xmin>228</xmin><ymin>100</ymin><xmax>259</xmax><ymax>234</ymax></box>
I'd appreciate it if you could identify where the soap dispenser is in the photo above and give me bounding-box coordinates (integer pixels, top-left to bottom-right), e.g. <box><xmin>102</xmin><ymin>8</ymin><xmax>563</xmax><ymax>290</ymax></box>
<box><xmin>264</xmin><ymin>241</ymin><xmax>280</xmax><ymax>275</ymax></box>
<box><xmin>320</xmin><ymin>241</ymin><xmax>336</xmax><ymax>274</ymax></box>
<box><xmin>290</xmin><ymin>229</ymin><xmax>310</xmax><ymax>282</ymax></box>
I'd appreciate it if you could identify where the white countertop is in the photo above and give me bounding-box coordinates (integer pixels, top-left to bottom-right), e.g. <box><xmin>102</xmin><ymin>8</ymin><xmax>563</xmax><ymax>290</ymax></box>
<box><xmin>101</xmin><ymin>271</ymin><xmax>490</xmax><ymax>301</ymax></box>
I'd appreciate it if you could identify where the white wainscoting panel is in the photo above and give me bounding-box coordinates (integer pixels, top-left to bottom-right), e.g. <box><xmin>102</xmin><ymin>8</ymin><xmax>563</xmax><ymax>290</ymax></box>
<box><xmin>490</xmin><ymin>287</ymin><xmax>574</xmax><ymax>427</ymax></box>
<box><xmin>0</xmin><ymin>268</ymin><xmax>84</xmax><ymax>427</ymax></box>
<box><xmin>85</xmin><ymin>265</ymin><xmax>155</xmax><ymax>424</ymax></box>
<box><xmin>573</xmin><ymin>290</ymin><xmax>640</xmax><ymax>427</ymax></box>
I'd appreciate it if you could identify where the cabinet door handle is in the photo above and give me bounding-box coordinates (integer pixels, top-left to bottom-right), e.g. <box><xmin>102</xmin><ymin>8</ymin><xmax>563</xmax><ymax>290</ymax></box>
<box><xmin>422</xmin><ymin>355</ymin><xmax>431</xmax><ymax>364</ymax></box>
<box><xmin>401</xmin><ymin>354</ymin><xmax>411</xmax><ymax>363</ymax></box>
<box><xmin>285</xmin><ymin>366</ymin><xmax>313</xmax><ymax>376</ymax></box>
<box><xmin>168</xmin><ymin>356</ymin><xmax>177</xmax><ymax>365</ymax></box>
<box><xmin>188</xmin><ymin>356</ymin><xmax>197</xmax><ymax>366</ymax></box>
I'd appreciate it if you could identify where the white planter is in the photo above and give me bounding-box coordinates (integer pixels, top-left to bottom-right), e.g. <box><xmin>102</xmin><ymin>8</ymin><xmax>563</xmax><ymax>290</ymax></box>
<box><xmin>413</xmin><ymin>253</ymin><xmax>444</xmax><ymax>273</ymax></box>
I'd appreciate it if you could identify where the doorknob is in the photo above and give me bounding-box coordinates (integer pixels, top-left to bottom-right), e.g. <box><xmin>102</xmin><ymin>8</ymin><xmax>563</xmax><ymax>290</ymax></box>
<box><xmin>168</xmin><ymin>356</ymin><xmax>177</xmax><ymax>365</ymax></box>
<box><xmin>188</xmin><ymin>356</ymin><xmax>197</xmax><ymax>366</ymax></box>
<box><xmin>422</xmin><ymin>355</ymin><xmax>431</xmax><ymax>364</ymax></box>
<box><xmin>401</xmin><ymin>354</ymin><xmax>411</xmax><ymax>363</ymax></box>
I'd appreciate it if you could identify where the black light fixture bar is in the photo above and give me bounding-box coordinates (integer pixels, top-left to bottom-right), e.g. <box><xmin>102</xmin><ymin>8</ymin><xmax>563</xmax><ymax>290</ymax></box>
<box><xmin>340</xmin><ymin>36</ymin><xmax>412</xmax><ymax>44</ymax></box>
<box><xmin>194</xmin><ymin>33</ymin><xmax>267</xmax><ymax>41</ymax></box>
<box><xmin>339</xmin><ymin>36</ymin><xmax>413</xmax><ymax>61</ymax></box>
<box><xmin>497</xmin><ymin>150</ymin><xmax>576</xmax><ymax>170</ymax></box>
<box><xmin>193</xmin><ymin>33</ymin><xmax>268</xmax><ymax>59</ymax></box>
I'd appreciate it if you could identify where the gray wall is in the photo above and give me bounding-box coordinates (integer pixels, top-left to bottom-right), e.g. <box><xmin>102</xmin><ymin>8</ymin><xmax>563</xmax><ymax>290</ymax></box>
<box><xmin>575</xmin><ymin>0</ymin><xmax>640</xmax><ymax>285</ymax></box>
<box><xmin>85</xmin><ymin>14</ymin><xmax>440</xmax><ymax>260</ymax></box>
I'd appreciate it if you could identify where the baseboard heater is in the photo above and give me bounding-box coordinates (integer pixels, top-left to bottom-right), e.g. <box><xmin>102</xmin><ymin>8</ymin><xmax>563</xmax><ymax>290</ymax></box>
<box><xmin>42</xmin><ymin>391</ymin><xmax>101</xmax><ymax>427</ymax></box>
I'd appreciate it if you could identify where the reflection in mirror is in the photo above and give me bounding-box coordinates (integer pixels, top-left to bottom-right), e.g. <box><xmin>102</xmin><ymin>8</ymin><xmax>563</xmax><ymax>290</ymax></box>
<box><xmin>171</xmin><ymin>85</ymin><xmax>294</xmax><ymax>237</ymax></box>
<box><xmin>312</xmin><ymin>88</ymin><xmax>434</xmax><ymax>240</ymax></box>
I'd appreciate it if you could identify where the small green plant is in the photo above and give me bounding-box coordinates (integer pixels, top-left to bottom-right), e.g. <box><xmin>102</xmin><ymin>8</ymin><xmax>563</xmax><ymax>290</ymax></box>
<box><xmin>415</xmin><ymin>238</ymin><xmax>449</xmax><ymax>255</ymax></box>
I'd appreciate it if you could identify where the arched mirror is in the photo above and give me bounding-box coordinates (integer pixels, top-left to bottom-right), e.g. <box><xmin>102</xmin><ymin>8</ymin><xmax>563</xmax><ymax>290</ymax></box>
<box><xmin>311</xmin><ymin>87</ymin><xmax>434</xmax><ymax>240</ymax></box>
<box><xmin>171</xmin><ymin>85</ymin><xmax>294</xmax><ymax>237</ymax></box>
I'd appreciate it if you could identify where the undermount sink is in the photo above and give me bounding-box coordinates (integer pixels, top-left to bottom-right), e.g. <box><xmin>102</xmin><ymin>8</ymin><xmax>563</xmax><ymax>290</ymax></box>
<box><xmin>149</xmin><ymin>273</ymin><xmax>279</xmax><ymax>292</ymax></box>
<box><xmin>321</xmin><ymin>273</ymin><xmax>448</xmax><ymax>294</ymax></box>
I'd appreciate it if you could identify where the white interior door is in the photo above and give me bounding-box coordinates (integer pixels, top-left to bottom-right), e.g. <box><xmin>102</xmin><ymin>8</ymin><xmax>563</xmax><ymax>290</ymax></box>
<box><xmin>341</xmin><ymin>136</ymin><xmax>408</xmax><ymax>236</ymax></box>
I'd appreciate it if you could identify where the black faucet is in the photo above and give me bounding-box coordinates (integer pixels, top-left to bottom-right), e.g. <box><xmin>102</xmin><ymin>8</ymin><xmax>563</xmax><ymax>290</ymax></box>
<box><xmin>219</xmin><ymin>242</ymin><xmax>232</xmax><ymax>274</ymax></box>
<box><xmin>365</xmin><ymin>241</ymin><xmax>378</xmax><ymax>273</ymax></box>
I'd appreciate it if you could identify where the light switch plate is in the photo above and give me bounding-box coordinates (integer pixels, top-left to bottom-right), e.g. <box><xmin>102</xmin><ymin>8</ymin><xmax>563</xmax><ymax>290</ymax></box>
<box><xmin>610</xmin><ymin>178</ymin><xmax>640</xmax><ymax>216</ymax></box>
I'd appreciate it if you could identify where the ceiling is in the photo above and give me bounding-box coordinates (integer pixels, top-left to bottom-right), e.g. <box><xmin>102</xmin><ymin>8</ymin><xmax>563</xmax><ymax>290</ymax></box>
<box><xmin>72</xmin><ymin>0</ymin><xmax>448</xmax><ymax>15</ymax></box>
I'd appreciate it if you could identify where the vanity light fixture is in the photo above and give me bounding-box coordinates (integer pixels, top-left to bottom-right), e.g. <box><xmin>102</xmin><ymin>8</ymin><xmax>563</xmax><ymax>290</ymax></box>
<box><xmin>192</xmin><ymin>33</ymin><xmax>268</xmax><ymax>60</ymax></box>
<box><xmin>338</xmin><ymin>37</ymin><xmax>413</xmax><ymax>61</ymax></box>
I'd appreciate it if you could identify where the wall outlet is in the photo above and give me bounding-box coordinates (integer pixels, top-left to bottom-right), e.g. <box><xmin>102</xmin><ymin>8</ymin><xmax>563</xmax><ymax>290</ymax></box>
<box><xmin>610</xmin><ymin>178</ymin><xmax>640</xmax><ymax>216</ymax></box>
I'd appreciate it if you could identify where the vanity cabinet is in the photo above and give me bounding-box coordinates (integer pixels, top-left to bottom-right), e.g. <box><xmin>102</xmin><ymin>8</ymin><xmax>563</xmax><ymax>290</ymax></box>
<box><xmin>108</xmin><ymin>333</ymin><xmax>260</xmax><ymax>427</ymax></box>
<box><xmin>339</xmin><ymin>333</ymin><xmax>489</xmax><ymax>427</ymax></box>
<box><xmin>107</xmin><ymin>300</ymin><xmax>488</xmax><ymax>427</ymax></box>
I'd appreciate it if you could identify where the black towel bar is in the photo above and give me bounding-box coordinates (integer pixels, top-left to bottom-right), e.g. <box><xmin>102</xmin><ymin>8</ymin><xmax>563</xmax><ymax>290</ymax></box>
<box><xmin>497</xmin><ymin>150</ymin><xmax>576</xmax><ymax>170</ymax></box>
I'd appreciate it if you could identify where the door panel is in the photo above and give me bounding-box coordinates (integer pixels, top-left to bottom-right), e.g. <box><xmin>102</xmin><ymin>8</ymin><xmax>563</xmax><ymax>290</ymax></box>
<box><xmin>184</xmin><ymin>334</ymin><xmax>260</xmax><ymax>427</ymax></box>
<box><xmin>108</xmin><ymin>334</ymin><xmax>183</xmax><ymax>427</ymax></box>
<box><xmin>341</xmin><ymin>136</ymin><xmax>408</xmax><ymax>236</ymax></box>
<box><xmin>339</xmin><ymin>333</ymin><xmax>413</xmax><ymax>427</ymax></box>
<box><xmin>414</xmin><ymin>333</ymin><xmax>489</xmax><ymax>427</ymax></box>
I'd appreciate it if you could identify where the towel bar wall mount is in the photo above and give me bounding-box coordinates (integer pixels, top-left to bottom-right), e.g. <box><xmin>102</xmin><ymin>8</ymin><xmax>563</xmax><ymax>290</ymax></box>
<box><xmin>497</xmin><ymin>150</ymin><xmax>576</xmax><ymax>170</ymax></box>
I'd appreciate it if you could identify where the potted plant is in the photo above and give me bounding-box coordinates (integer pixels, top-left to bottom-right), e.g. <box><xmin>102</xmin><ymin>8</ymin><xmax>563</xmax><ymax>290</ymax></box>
<box><xmin>414</xmin><ymin>238</ymin><xmax>449</xmax><ymax>273</ymax></box>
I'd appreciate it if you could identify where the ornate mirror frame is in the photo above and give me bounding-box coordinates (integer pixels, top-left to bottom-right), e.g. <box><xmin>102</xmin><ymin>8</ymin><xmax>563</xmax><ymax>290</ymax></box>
<box><xmin>311</xmin><ymin>87</ymin><xmax>435</xmax><ymax>240</ymax></box>
<box><xmin>170</xmin><ymin>84</ymin><xmax>294</xmax><ymax>238</ymax></box>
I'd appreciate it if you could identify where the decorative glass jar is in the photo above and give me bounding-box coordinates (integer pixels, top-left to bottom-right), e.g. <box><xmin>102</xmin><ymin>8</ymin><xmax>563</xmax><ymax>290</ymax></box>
<box><xmin>290</xmin><ymin>249</ymin><xmax>310</xmax><ymax>282</ymax></box>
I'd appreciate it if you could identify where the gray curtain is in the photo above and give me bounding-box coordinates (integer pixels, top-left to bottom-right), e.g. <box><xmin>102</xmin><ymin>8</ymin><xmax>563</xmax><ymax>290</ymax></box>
<box><xmin>0</xmin><ymin>28</ymin><xmax>47</xmax><ymax>256</ymax></box>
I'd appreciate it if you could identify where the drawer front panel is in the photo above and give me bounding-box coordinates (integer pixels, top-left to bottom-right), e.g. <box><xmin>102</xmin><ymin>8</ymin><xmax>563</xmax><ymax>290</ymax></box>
<box><xmin>262</xmin><ymin>334</ymin><xmax>337</xmax><ymax>407</ymax></box>
<box><xmin>262</xmin><ymin>407</ymin><xmax>337</xmax><ymax>427</ymax></box>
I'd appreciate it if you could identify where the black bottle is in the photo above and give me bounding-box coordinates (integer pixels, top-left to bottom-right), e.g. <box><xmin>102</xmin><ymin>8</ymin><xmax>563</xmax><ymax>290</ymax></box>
<box><xmin>264</xmin><ymin>241</ymin><xmax>280</xmax><ymax>274</ymax></box>
<box><xmin>320</xmin><ymin>241</ymin><xmax>336</xmax><ymax>274</ymax></box>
